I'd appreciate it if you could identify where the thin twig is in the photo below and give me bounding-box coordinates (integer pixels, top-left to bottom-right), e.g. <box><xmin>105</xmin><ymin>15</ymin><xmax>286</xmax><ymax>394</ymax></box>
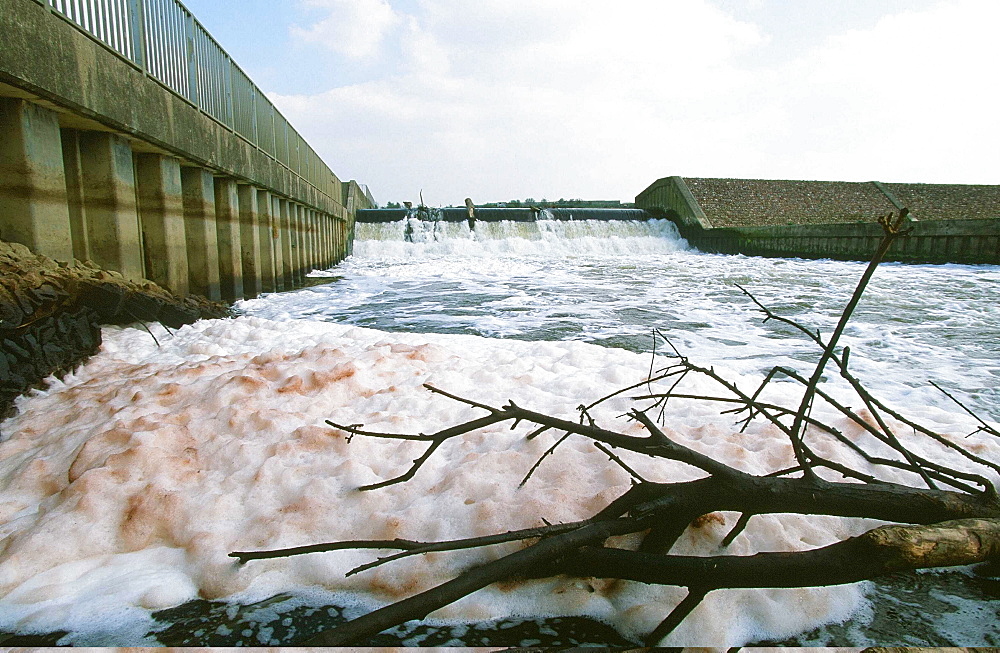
<box><xmin>931</xmin><ymin>381</ymin><xmax>1000</xmax><ymax>439</ymax></box>
<box><xmin>424</xmin><ymin>383</ymin><xmax>499</xmax><ymax>413</ymax></box>
<box><xmin>519</xmin><ymin>432</ymin><xmax>572</xmax><ymax>488</ymax></box>
<box><xmin>593</xmin><ymin>441</ymin><xmax>648</xmax><ymax>484</ymax></box>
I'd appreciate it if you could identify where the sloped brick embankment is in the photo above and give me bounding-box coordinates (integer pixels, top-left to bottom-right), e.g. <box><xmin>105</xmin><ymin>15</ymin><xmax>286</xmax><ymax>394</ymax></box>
<box><xmin>682</xmin><ymin>178</ymin><xmax>1000</xmax><ymax>227</ymax></box>
<box><xmin>1</xmin><ymin>240</ymin><xmax>229</xmax><ymax>419</ymax></box>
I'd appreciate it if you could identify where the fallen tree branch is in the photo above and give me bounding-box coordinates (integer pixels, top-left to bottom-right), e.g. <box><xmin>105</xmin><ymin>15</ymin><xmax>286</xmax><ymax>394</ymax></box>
<box><xmin>230</xmin><ymin>519</ymin><xmax>593</xmax><ymax>565</ymax></box>
<box><xmin>302</xmin><ymin>516</ymin><xmax>649</xmax><ymax>646</ymax></box>
<box><xmin>557</xmin><ymin>518</ymin><xmax>1000</xmax><ymax>590</ymax></box>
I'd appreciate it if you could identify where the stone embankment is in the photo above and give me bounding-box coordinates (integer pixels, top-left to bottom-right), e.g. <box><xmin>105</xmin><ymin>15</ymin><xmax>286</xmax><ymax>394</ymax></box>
<box><xmin>1</xmin><ymin>240</ymin><xmax>229</xmax><ymax>419</ymax></box>
<box><xmin>886</xmin><ymin>183</ymin><xmax>1000</xmax><ymax>221</ymax></box>
<box><xmin>683</xmin><ymin>178</ymin><xmax>1000</xmax><ymax>227</ymax></box>
<box><xmin>683</xmin><ymin>178</ymin><xmax>893</xmax><ymax>227</ymax></box>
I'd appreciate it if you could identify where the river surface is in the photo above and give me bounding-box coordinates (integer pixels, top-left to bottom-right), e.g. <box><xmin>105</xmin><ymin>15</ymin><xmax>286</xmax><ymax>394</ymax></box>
<box><xmin>248</xmin><ymin>218</ymin><xmax>1000</xmax><ymax>418</ymax></box>
<box><xmin>1</xmin><ymin>217</ymin><xmax>998</xmax><ymax>647</ymax></box>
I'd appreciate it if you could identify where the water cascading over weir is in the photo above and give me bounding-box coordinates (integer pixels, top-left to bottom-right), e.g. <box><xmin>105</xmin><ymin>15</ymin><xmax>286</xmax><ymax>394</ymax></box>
<box><xmin>357</xmin><ymin>207</ymin><xmax>656</xmax><ymax>242</ymax></box>
<box><xmin>358</xmin><ymin>207</ymin><xmax>653</xmax><ymax>223</ymax></box>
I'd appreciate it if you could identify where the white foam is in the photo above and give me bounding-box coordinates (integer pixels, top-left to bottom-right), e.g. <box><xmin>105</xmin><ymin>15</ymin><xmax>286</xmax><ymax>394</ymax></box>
<box><xmin>1</xmin><ymin>315</ymin><xmax>996</xmax><ymax>645</ymax></box>
<box><xmin>267</xmin><ymin>229</ymin><xmax>1000</xmax><ymax>429</ymax></box>
<box><xmin>345</xmin><ymin>218</ymin><xmax>689</xmax><ymax>258</ymax></box>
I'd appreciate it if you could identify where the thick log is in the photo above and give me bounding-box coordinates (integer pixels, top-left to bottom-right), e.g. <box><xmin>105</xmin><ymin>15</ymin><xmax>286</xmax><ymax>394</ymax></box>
<box><xmin>556</xmin><ymin>518</ymin><xmax>1000</xmax><ymax>589</ymax></box>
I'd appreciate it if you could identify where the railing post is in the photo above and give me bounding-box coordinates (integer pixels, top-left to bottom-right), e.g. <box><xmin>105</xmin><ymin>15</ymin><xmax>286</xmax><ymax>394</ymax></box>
<box><xmin>127</xmin><ymin>0</ymin><xmax>147</xmax><ymax>70</ymax></box>
<box><xmin>250</xmin><ymin>85</ymin><xmax>258</xmax><ymax>146</ymax></box>
<box><xmin>184</xmin><ymin>9</ymin><xmax>199</xmax><ymax>105</ymax></box>
<box><xmin>224</xmin><ymin>56</ymin><xmax>235</xmax><ymax>129</ymax></box>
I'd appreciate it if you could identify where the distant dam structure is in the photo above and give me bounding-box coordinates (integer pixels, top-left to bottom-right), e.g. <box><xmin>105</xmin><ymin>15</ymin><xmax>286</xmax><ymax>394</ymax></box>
<box><xmin>637</xmin><ymin>176</ymin><xmax>999</xmax><ymax>265</ymax></box>
<box><xmin>356</xmin><ymin>207</ymin><xmax>653</xmax><ymax>224</ymax></box>
<box><xmin>360</xmin><ymin>181</ymin><xmax>998</xmax><ymax>265</ymax></box>
<box><xmin>356</xmin><ymin>207</ymin><xmax>665</xmax><ymax>245</ymax></box>
<box><xmin>353</xmin><ymin>211</ymin><xmax>686</xmax><ymax>254</ymax></box>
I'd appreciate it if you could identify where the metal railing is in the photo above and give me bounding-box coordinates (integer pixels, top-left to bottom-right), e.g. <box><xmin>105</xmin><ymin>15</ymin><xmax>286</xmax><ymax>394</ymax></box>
<box><xmin>39</xmin><ymin>0</ymin><xmax>340</xmax><ymax>207</ymax></box>
<box><xmin>361</xmin><ymin>184</ymin><xmax>376</xmax><ymax>209</ymax></box>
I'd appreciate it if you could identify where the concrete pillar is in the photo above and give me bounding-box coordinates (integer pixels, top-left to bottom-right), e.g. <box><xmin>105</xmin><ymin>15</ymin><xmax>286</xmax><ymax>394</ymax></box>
<box><xmin>340</xmin><ymin>215</ymin><xmax>348</xmax><ymax>259</ymax></box>
<box><xmin>214</xmin><ymin>176</ymin><xmax>244</xmax><ymax>301</ymax></box>
<box><xmin>326</xmin><ymin>214</ymin><xmax>338</xmax><ymax>265</ymax></box>
<box><xmin>238</xmin><ymin>183</ymin><xmax>263</xmax><ymax>298</ymax></box>
<box><xmin>306</xmin><ymin>208</ymin><xmax>318</xmax><ymax>270</ymax></box>
<box><xmin>333</xmin><ymin>219</ymin><xmax>341</xmax><ymax>264</ymax></box>
<box><xmin>297</xmin><ymin>204</ymin><xmax>308</xmax><ymax>281</ymax></box>
<box><xmin>316</xmin><ymin>211</ymin><xmax>326</xmax><ymax>268</ymax></box>
<box><xmin>291</xmin><ymin>203</ymin><xmax>304</xmax><ymax>284</ymax></box>
<box><xmin>278</xmin><ymin>198</ymin><xmax>294</xmax><ymax>288</ymax></box>
<box><xmin>331</xmin><ymin>215</ymin><xmax>339</xmax><ymax>263</ymax></box>
<box><xmin>78</xmin><ymin>130</ymin><xmax>144</xmax><ymax>281</ymax></box>
<box><xmin>302</xmin><ymin>206</ymin><xmax>313</xmax><ymax>275</ymax></box>
<box><xmin>135</xmin><ymin>153</ymin><xmax>189</xmax><ymax>295</ymax></box>
<box><xmin>312</xmin><ymin>211</ymin><xmax>320</xmax><ymax>268</ymax></box>
<box><xmin>271</xmin><ymin>195</ymin><xmax>286</xmax><ymax>292</ymax></box>
<box><xmin>181</xmin><ymin>167</ymin><xmax>221</xmax><ymax>301</ymax></box>
<box><xmin>304</xmin><ymin>208</ymin><xmax>314</xmax><ymax>271</ymax></box>
<box><xmin>257</xmin><ymin>189</ymin><xmax>277</xmax><ymax>293</ymax></box>
<box><xmin>314</xmin><ymin>212</ymin><xmax>323</xmax><ymax>268</ymax></box>
<box><xmin>320</xmin><ymin>212</ymin><xmax>329</xmax><ymax>267</ymax></box>
<box><xmin>0</xmin><ymin>98</ymin><xmax>74</xmax><ymax>261</ymax></box>
<box><xmin>298</xmin><ymin>206</ymin><xmax>309</xmax><ymax>276</ymax></box>
<box><xmin>60</xmin><ymin>129</ymin><xmax>89</xmax><ymax>262</ymax></box>
<box><xmin>321</xmin><ymin>213</ymin><xmax>331</xmax><ymax>267</ymax></box>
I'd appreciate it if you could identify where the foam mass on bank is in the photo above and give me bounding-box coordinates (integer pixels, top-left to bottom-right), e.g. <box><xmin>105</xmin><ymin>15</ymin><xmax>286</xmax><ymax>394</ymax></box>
<box><xmin>0</xmin><ymin>314</ymin><xmax>997</xmax><ymax>645</ymax></box>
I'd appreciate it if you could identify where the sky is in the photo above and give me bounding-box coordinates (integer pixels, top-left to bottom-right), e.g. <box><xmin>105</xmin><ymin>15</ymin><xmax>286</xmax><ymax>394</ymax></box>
<box><xmin>179</xmin><ymin>0</ymin><xmax>998</xmax><ymax>207</ymax></box>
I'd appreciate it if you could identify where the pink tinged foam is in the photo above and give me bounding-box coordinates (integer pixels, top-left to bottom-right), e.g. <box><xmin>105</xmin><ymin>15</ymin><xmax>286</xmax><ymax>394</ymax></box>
<box><xmin>0</xmin><ymin>316</ymin><xmax>996</xmax><ymax>644</ymax></box>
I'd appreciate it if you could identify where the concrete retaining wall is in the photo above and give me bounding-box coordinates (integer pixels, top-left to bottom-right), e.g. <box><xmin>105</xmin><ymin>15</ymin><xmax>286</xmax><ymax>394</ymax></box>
<box><xmin>637</xmin><ymin>176</ymin><xmax>999</xmax><ymax>265</ymax></box>
<box><xmin>694</xmin><ymin>219</ymin><xmax>999</xmax><ymax>265</ymax></box>
<box><xmin>0</xmin><ymin>0</ymin><xmax>371</xmax><ymax>300</ymax></box>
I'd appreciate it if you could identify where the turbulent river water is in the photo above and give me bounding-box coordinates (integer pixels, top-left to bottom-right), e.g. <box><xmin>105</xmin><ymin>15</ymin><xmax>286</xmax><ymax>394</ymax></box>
<box><xmin>249</xmin><ymin>218</ymin><xmax>1000</xmax><ymax>417</ymax></box>
<box><xmin>239</xmin><ymin>217</ymin><xmax>1000</xmax><ymax>646</ymax></box>
<box><xmin>1</xmin><ymin>217</ymin><xmax>998</xmax><ymax>647</ymax></box>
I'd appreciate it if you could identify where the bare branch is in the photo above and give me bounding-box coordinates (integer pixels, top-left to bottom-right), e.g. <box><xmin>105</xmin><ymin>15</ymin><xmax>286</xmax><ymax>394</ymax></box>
<box><xmin>592</xmin><ymin>441</ymin><xmax>648</xmax><ymax>484</ymax></box>
<box><xmin>303</xmin><ymin>517</ymin><xmax>648</xmax><ymax>646</ymax></box>
<box><xmin>519</xmin><ymin>431</ymin><xmax>572</xmax><ymax>488</ymax></box>
<box><xmin>931</xmin><ymin>380</ymin><xmax>1000</xmax><ymax>439</ymax></box>
<box><xmin>423</xmin><ymin>383</ymin><xmax>499</xmax><ymax>413</ymax></box>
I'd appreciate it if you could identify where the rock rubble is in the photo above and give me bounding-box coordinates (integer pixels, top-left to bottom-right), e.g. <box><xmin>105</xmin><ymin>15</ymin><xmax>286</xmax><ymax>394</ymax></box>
<box><xmin>0</xmin><ymin>240</ymin><xmax>229</xmax><ymax>419</ymax></box>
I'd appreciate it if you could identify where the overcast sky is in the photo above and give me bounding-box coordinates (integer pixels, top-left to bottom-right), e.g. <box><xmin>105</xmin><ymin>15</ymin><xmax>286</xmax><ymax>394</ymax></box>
<box><xmin>180</xmin><ymin>0</ymin><xmax>997</xmax><ymax>206</ymax></box>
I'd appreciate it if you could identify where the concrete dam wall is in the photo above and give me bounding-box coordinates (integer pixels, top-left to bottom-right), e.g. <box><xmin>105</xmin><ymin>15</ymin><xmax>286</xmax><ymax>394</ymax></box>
<box><xmin>636</xmin><ymin>176</ymin><xmax>999</xmax><ymax>264</ymax></box>
<box><xmin>357</xmin><ymin>207</ymin><xmax>652</xmax><ymax>223</ymax></box>
<box><xmin>0</xmin><ymin>0</ymin><xmax>376</xmax><ymax>302</ymax></box>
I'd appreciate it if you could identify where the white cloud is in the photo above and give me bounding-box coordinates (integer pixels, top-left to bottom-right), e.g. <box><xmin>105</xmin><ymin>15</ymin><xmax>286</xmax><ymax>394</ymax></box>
<box><xmin>277</xmin><ymin>0</ymin><xmax>998</xmax><ymax>205</ymax></box>
<box><xmin>292</xmin><ymin>0</ymin><xmax>401</xmax><ymax>60</ymax></box>
<box><xmin>746</xmin><ymin>0</ymin><xmax>1000</xmax><ymax>183</ymax></box>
